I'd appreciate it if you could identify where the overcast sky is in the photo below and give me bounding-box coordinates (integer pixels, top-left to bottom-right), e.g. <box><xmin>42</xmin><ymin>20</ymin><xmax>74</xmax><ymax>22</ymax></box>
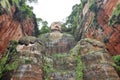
<box><xmin>29</xmin><ymin>0</ymin><xmax>80</xmax><ymax>26</ymax></box>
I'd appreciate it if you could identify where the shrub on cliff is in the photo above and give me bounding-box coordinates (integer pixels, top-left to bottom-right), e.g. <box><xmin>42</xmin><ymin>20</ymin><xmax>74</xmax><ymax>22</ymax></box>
<box><xmin>112</xmin><ymin>55</ymin><xmax>120</xmax><ymax>76</ymax></box>
<box><xmin>109</xmin><ymin>3</ymin><xmax>120</xmax><ymax>26</ymax></box>
<box><xmin>0</xmin><ymin>40</ymin><xmax>19</xmax><ymax>80</ymax></box>
<box><xmin>0</xmin><ymin>0</ymin><xmax>11</xmax><ymax>14</ymax></box>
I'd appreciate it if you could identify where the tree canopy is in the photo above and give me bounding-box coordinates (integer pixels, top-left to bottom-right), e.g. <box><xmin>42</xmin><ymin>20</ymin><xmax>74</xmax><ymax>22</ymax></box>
<box><xmin>62</xmin><ymin>3</ymin><xmax>82</xmax><ymax>37</ymax></box>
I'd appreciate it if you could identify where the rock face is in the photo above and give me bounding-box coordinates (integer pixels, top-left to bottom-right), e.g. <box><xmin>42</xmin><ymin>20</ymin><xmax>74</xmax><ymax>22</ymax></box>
<box><xmin>11</xmin><ymin>36</ymin><xmax>76</xmax><ymax>80</ymax></box>
<box><xmin>43</xmin><ymin>53</ymin><xmax>77</xmax><ymax>80</ymax></box>
<box><xmin>39</xmin><ymin>22</ymin><xmax>77</xmax><ymax>80</ymax></box>
<box><xmin>11</xmin><ymin>36</ymin><xmax>44</xmax><ymax>80</ymax></box>
<box><xmin>40</xmin><ymin>32</ymin><xmax>76</xmax><ymax>54</ymax></box>
<box><xmin>43</xmin><ymin>38</ymin><xmax>120</xmax><ymax>80</ymax></box>
<box><xmin>76</xmin><ymin>0</ymin><xmax>120</xmax><ymax>55</ymax></box>
<box><xmin>79</xmin><ymin>38</ymin><xmax>120</xmax><ymax>80</ymax></box>
<box><xmin>0</xmin><ymin>0</ymin><xmax>38</xmax><ymax>54</ymax></box>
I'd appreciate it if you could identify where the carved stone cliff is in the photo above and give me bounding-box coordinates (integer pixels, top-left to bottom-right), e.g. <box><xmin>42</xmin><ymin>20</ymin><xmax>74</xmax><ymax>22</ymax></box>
<box><xmin>11</xmin><ymin>36</ymin><xmax>44</xmax><ymax>80</ymax></box>
<box><xmin>40</xmin><ymin>22</ymin><xmax>76</xmax><ymax>54</ymax></box>
<box><xmin>76</xmin><ymin>0</ymin><xmax>120</xmax><ymax>55</ymax></box>
<box><xmin>0</xmin><ymin>0</ymin><xmax>38</xmax><ymax>54</ymax></box>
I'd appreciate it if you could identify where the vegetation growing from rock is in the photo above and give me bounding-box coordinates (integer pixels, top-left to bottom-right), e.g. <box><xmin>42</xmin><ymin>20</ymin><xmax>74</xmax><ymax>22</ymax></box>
<box><xmin>0</xmin><ymin>0</ymin><xmax>11</xmax><ymax>14</ymax></box>
<box><xmin>11</xmin><ymin>0</ymin><xmax>19</xmax><ymax>7</ymax></box>
<box><xmin>43</xmin><ymin>41</ymin><xmax>83</xmax><ymax>80</ymax></box>
<box><xmin>39</xmin><ymin>21</ymin><xmax>50</xmax><ymax>35</ymax></box>
<box><xmin>76</xmin><ymin>56</ymin><xmax>83</xmax><ymax>80</ymax></box>
<box><xmin>36</xmin><ymin>18</ymin><xmax>50</xmax><ymax>36</ymax></box>
<box><xmin>80</xmin><ymin>0</ymin><xmax>87</xmax><ymax>8</ymax></box>
<box><xmin>0</xmin><ymin>40</ymin><xmax>19</xmax><ymax>79</ymax></box>
<box><xmin>10</xmin><ymin>0</ymin><xmax>40</xmax><ymax>36</ymax></box>
<box><xmin>109</xmin><ymin>3</ymin><xmax>120</xmax><ymax>26</ymax></box>
<box><xmin>43</xmin><ymin>53</ymin><xmax>78</xmax><ymax>80</ymax></box>
<box><xmin>0</xmin><ymin>0</ymin><xmax>120</xmax><ymax>79</ymax></box>
<box><xmin>63</xmin><ymin>3</ymin><xmax>82</xmax><ymax>37</ymax></box>
<box><xmin>0</xmin><ymin>0</ymin><xmax>34</xmax><ymax>19</ymax></box>
<box><xmin>112</xmin><ymin>55</ymin><xmax>120</xmax><ymax>76</ymax></box>
<box><xmin>12</xmin><ymin>0</ymin><xmax>34</xmax><ymax>20</ymax></box>
<box><xmin>89</xmin><ymin>0</ymin><xmax>95</xmax><ymax>10</ymax></box>
<box><xmin>70</xmin><ymin>41</ymin><xmax>83</xmax><ymax>80</ymax></box>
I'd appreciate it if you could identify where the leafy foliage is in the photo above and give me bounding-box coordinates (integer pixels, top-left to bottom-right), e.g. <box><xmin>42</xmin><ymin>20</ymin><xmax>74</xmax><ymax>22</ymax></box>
<box><xmin>19</xmin><ymin>4</ymin><xmax>33</xmax><ymax>18</ymax></box>
<box><xmin>0</xmin><ymin>40</ymin><xmax>19</xmax><ymax>79</ymax></box>
<box><xmin>113</xmin><ymin>55</ymin><xmax>120</xmax><ymax>66</ymax></box>
<box><xmin>39</xmin><ymin>22</ymin><xmax>50</xmax><ymax>34</ymax></box>
<box><xmin>14</xmin><ymin>0</ymin><xmax>33</xmax><ymax>20</ymax></box>
<box><xmin>89</xmin><ymin>0</ymin><xmax>94</xmax><ymax>10</ymax></box>
<box><xmin>64</xmin><ymin>3</ymin><xmax>82</xmax><ymax>37</ymax></box>
<box><xmin>11</xmin><ymin>0</ymin><xmax>19</xmax><ymax>7</ymax></box>
<box><xmin>76</xmin><ymin>56</ymin><xmax>83</xmax><ymax>80</ymax></box>
<box><xmin>5</xmin><ymin>0</ymin><xmax>37</xmax><ymax>20</ymax></box>
<box><xmin>0</xmin><ymin>0</ymin><xmax>11</xmax><ymax>14</ymax></box>
<box><xmin>70</xmin><ymin>41</ymin><xmax>83</xmax><ymax>80</ymax></box>
<box><xmin>109</xmin><ymin>3</ymin><xmax>120</xmax><ymax>26</ymax></box>
<box><xmin>43</xmin><ymin>56</ymin><xmax>55</xmax><ymax>80</ymax></box>
<box><xmin>75</xmin><ymin>15</ymin><xmax>86</xmax><ymax>40</ymax></box>
<box><xmin>80</xmin><ymin>0</ymin><xmax>87</xmax><ymax>8</ymax></box>
<box><xmin>112</xmin><ymin>55</ymin><xmax>120</xmax><ymax>76</ymax></box>
<box><xmin>10</xmin><ymin>0</ymin><xmax>40</xmax><ymax>36</ymax></box>
<box><xmin>38</xmin><ymin>19</ymin><xmax>50</xmax><ymax>35</ymax></box>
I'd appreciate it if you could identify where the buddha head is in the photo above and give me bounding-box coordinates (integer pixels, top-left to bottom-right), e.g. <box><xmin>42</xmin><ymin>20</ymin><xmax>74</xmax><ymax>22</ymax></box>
<box><xmin>50</xmin><ymin>22</ymin><xmax>62</xmax><ymax>32</ymax></box>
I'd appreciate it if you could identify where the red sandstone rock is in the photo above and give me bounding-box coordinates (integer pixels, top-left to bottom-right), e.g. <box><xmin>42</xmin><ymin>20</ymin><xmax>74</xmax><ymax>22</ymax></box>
<box><xmin>0</xmin><ymin>5</ymin><xmax>36</xmax><ymax>54</ymax></box>
<box><xmin>97</xmin><ymin>0</ymin><xmax>120</xmax><ymax>55</ymax></box>
<box><xmin>77</xmin><ymin>0</ymin><xmax>120</xmax><ymax>55</ymax></box>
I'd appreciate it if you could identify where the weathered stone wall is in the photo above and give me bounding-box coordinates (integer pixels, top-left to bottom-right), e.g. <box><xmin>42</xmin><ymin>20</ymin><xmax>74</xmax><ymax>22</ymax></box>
<box><xmin>11</xmin><ymin>36</ymin><xmax>44</xmax><ymax>80</ymax></box>
<box><xmin>79</xmin><ymin>38</ymin><xmax>120</xmax><ymax>80</ymax></box>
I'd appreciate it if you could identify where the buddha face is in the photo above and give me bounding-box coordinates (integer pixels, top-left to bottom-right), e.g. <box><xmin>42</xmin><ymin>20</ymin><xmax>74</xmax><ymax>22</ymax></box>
<box><xmin>50</xmin><ymin>22</ymin><xmax>62</xmax><ymax>32</ymax></box>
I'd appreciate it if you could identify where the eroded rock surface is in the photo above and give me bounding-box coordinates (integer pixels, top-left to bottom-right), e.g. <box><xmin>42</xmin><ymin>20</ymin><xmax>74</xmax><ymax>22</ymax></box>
<box><xmin>11</xmin><ymin>36</ymin><xmax>44</xmax><ymax>80</ymax></box>
<box><xmin>43</xmin><ymin>38</ymin><xmax>120</xmax><ymax>80</ymax></box>
<box><xmin>79</xmin><ymin>38</ymin><xmax>120</xmax><ymax>80</ymax></box>
<box><xmin>76</xmin><ymin>0</ymin><xmax>120</xmax><ymax>55</ymax></box>
<box><xmin>0</xmin><ymin>1</ymin><xmax>38</xmax><ymax>54</ymax></box>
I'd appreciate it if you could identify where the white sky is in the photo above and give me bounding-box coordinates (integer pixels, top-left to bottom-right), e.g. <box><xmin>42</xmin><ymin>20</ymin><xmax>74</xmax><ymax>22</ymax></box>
<box><xmin>29</xmin><ymin>0</ymin><xmax>80</xmax><ymax>26</ymax></box>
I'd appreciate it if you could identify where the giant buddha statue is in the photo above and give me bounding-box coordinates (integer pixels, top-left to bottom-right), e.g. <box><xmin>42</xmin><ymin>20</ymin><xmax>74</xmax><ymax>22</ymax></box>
<box><xmin>40</xmin><ymin>22</ymin><xmax>76</xmax><ymax>54</ymax></box>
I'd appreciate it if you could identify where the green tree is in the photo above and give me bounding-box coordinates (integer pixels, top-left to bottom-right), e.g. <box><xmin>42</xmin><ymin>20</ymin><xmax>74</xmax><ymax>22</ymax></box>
<box><xmin>64</xmin><ymin>3</ymin><xmax>82</xmax><ymax>37</ymax></box>
<box><xmin>39</xmin><ymin>21</ymin><xmax>50</xmax><ymax>34</ymax></box>
<box><xmin>112</xmin><ymin>55</ymin><xmax>120</xmax><ymax>76</ymax></box>
<box><xmin>36</xmin><ymin>18</ymin><xmax>43</xmax><ymax>29</ymax></box>
<box><xmin>11</xmin><ymin>0</ymin><xmax>40</xmax><ymax>36</ymax></box>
